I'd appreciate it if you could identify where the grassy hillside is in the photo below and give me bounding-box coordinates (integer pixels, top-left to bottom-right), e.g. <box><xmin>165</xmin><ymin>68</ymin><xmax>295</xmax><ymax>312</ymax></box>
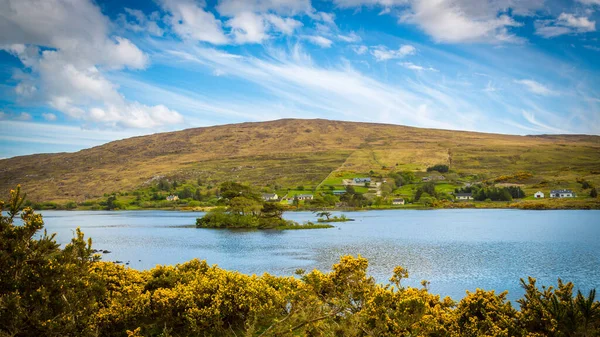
<box><xmin>1</xmin><ymin>118</ymin><xmax>599</xmax><ymax>203</ymax></box>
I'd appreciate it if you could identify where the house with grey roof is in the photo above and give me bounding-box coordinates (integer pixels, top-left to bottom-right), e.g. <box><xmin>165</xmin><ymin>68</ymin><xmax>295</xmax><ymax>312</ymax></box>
<box><xmin>454</xmin><ymin>192</ymin><xmax>473</xmax><ymax>200</ymax></box>
<box><xmin>550</xmin><ymin>189</ymin><xmax>574</xmax><ymax>198</ymax></box>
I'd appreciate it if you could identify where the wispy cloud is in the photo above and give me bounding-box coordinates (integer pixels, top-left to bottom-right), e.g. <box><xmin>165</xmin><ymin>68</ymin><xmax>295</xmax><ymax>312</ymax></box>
<box><xmin>370</xmin><ymin>45</ymin><xmax>416</xmax><ymax>61</ymax></box>
<box><xmin>535</xmin><ymin>13</ymin><xmax>596</xmax><ymax>38</ymax></box>
<box><xmin>399</xmin><ymin>62</ymin><xmax>438</xmax><ymax>72</ymax></box>
<box><xmin>303</xmin><ymin>35</ymin><xmax>334</xmax><ymax>48</ymax></box>
<box><xmin>514</xmin><ymin>79</ymin><xmax>557</xmax><ymax>96</ymax></box>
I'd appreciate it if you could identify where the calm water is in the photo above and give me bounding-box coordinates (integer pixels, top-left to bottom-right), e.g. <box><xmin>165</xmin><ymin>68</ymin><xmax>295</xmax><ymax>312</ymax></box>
<box><xmin>38</xmin><ymin>209</ymin><xmax>600</xmax><ymax>302</ymax></box>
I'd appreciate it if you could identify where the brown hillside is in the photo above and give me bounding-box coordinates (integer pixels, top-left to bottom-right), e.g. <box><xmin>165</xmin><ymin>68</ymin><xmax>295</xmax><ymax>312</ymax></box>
<box><xmin>1</xmin><ymin>119</ymin><xmax>599</xmax><ymax>202</ymax></box>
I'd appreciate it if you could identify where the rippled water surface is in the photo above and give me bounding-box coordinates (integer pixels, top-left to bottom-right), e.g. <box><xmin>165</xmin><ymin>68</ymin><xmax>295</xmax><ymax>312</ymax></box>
<box><xmin>40</xmin><ymin>209</ymin><xmax>600</xmax><ymax>301</ymax></box>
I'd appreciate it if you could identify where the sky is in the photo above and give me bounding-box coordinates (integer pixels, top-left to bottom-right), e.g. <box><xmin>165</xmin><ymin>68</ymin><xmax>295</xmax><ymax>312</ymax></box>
<box><xmin>1</xmin><ymin>0</ymin><xmax>599</xmax><ymax>158</ymax></box>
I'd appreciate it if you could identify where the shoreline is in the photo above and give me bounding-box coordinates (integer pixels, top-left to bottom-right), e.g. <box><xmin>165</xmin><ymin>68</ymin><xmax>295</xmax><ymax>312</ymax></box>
<box><xmin>38</xmin><ymin>202</ymin><xmax>600</xmax><ymax>212</ymax></box>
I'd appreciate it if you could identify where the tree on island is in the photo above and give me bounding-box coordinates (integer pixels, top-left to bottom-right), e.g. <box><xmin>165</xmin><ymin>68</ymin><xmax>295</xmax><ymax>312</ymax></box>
<box><xmin>316</xmin><ymin>211</ymin><xmax>332</xmax><ymax>220</ymax></box>
<box><xmin>229</xmin><ymin>196</ymin><xmax>262</xmax><ymax>216</ymax></box>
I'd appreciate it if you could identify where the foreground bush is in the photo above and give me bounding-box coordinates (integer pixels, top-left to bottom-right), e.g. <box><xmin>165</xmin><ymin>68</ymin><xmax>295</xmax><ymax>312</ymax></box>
<box><xmin>1</xmin><ymin>186</ymin><xmax>599</xmax><ymax>336</ymax></box>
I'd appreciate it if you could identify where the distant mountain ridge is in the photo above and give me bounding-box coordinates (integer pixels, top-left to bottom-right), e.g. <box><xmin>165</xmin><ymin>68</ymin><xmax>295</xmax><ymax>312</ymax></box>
<box><xmin>1</xmin><ymin>118</ymin><xmax>599</xmax><ymax>202</ymax></box>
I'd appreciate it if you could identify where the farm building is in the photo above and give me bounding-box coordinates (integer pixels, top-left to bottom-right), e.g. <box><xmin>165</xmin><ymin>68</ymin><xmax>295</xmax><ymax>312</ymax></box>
<box><xmin>392</xmin><ymin>198</ymin><xmax>405</xmax><ymax>205</ymax></box>
<box><xmin>262</xmin><ymin>193</ymin><xmax>278</xmax><ymax>201</ymax></box>
<box><xmin>296</xmin><ymin>194</ymin><xmax>314</xmax><ymax>200</ymax></box>
<box><xmin>534</xmin><ymin>191</ymin><xmax>544</xmax><ymax>198</ymax></box>
<box><xmin>454</xmin><ymin>193</ymin><xmax>473</xmax><ymax>201</ymax></box>
<box><xmin>550</xmin><ymin>190</ymin><xmax>574</xmax><ymax>198</ymax></box>
<box><xmin>353</xmin><ymin>177</ymin><xmax>371</xmax><ymax>184</ymax></box>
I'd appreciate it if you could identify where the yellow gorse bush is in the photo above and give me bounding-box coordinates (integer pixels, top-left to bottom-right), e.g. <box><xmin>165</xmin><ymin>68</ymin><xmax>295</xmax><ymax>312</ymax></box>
<box><xmin>1</xmin><ymin>186</ymin><xmax>599</xmax><ymax>336</ymax></box>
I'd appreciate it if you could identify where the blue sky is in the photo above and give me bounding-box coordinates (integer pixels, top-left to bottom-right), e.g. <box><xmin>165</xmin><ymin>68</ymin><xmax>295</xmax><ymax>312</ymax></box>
<box><xmin>1</xmin><ymin>0</ymin><xmax>599</xmax><ymax>158</ymax></box>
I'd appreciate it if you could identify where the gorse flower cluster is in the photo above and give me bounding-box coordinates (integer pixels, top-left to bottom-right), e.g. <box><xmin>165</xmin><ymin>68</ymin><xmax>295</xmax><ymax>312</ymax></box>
<box><xmin>1</xmin><ymin>186</ymin><xmax>599</xmax><ymax>336</ymax></box>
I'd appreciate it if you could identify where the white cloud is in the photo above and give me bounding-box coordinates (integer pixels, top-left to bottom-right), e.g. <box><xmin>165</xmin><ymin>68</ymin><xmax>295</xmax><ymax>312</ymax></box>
<box><xmin>353</xmin><ymin>45</ymin><xmax>369</xmax><ymax>55</ymax></box>
<box><xmin>0</xmin><ymin>120</ymin><xmax>148</xmax><ymax>151</ymax></box>
<box><xmin>400</xmin><ymin>0</ymin><xmax>524</xmax><ymax>43</ymax></box>
<box><xmin>227</xmin><ymin>12</ymin><xmax>269</xmax><ymax>43</ymax></box>
<box><xmin>0</xmin><ymin>0</ymin><xmax>148</xmax><ymax>70</ymax></box>
<box><xmin>338</xmin><ymin>32</ymin><xmax>361</xmax><ymax>42</ymax></box>
<box><xmin>535</xmin><ymin>13</ymin><xmax>596</xmax><ymax>38</ymax></box>
<box><xmin>333</xmin><ymin>0</ymin><xmax>408</xmax><ymax>9</ymax></box>
<box><xmin>584</xmin><ymin>44</ymin><xmax>600</xmax><ymax>51</ymax></box>
<box><xmin>265</xmin><ymin>14</ymin><xmax>303</xmax><ymax>35</ymax></box>
<box><xmin>558</xmin><ymin>13</ymin><xmax>596</xmax><ymax>31</ymax></box>
<box><xmin>304</xmin><ymin>35</ymin><xmax>333</xmax><ymax>48</ymax></box>
<box><xmin>309</xmin><ymin>11</ymin><xmax>337</xmax><ymax>26</ymax></box>
<box><xmin>514</xmin><ymin>79</ymin><xmax>556</xmax><ymax>96</ymax></box>
<box><xmin>117</xmin><ymin>8</ymin><xmax>164</xmax><ymax>36</ymax></box>
<box><xmin>577</xmin><ymin>0</ymin><xmax>600</xmax><ymax>5</ymax></box>
<box><xmin>483</xmin><ymin>80</ymin><xmax>498</xmax><ymax>92</ymax></box>
<box><xmin>331</xmin><ymin>0</ymin><xmax>552</xmax><ymax>44</ymax></box>
<box><xmin>15</xmin><ymin>82</ymin><xmax>37</xmax><ymax>97</ymax></box>
<box><xmin>216</xmin><ymin>0</ymin><xmax>309</xmax><ymax>44</ymax></box>
<box><xmin>534</xmin><ymin>24</ymin><xmax>572</xmax><ymax>38</ymax></box>
<box><xmin>522</xmin><ymin>110</ymin><xmax>567</xmax><ymax>133</ymax></box>
<box><xmin>15</xmin><ymin>112</ymin><xmax>32</xmax><ymax>121</ymax></box>
<box><xmin>42</xmin><ymin>112</ymin><xmax>57</xmax><ymax>121</ymax></box>
<box><xmin>1</xmin><ymin>0</ymin><xmax>182</xmax><ymax>129</ymax></box>
<box><xmin>216</xmin><ymin>0</ymin><xmax>312</xmax><ymax>16</ymax></box>
<box><xmin>159</xmin><ymin>0</ymin><xmax>229</xmax><ymax>44</ymax></box>
<box><xmin>370</xmin><ymin>44</ymin><xmax>416</xmax><ymax>61</ymax></box>
<box><xmin>399</xmin><ymin>62</ymin><xmax>437</xmax><ymax>71</ymax></box>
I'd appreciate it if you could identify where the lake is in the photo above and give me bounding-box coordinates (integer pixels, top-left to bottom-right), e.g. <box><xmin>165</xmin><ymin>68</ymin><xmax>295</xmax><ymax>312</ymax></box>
<box><xmin>38</xmin><ymin>209</ymin><xmax>600</xmax><ymax>302</ymax></box>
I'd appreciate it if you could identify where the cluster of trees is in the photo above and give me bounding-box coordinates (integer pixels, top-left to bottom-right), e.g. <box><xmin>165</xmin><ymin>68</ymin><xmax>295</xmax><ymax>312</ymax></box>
<box><xmin>339</xmin><ymin>185</ymin><xmax>369</xmax><ymax>207</ymax></box>
<box><xmin>197</xmin><ymin>182</ymin><xmax>293</xmax><ymax>229</ymax></box>
<box><xmin>579</xmin><ymin>179</ymin><xmax>598</xmax><ymax>198</ymax></box>
<box><xmin>388</xmin><ymin>171</ymin><xmax>416</xmax><ymax>187</ymax></box>
<box><xmin>2</xmin><ymin>187</ymin><xmax>599</xmax><ymax>336</ymax></box>
<box><xmin>455</xmin><ymin>185</ymin><xmax>526</xmax><ymax>202</ymax></box>
<box><xmin>427</xmin><ymin>164</ymin><xmax>449</xmax><ymax>173</ymax></box>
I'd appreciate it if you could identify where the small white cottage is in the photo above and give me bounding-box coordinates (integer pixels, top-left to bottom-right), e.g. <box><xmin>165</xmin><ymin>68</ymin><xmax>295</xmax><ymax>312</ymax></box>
<box><xmin>392</xmin><ymin>198</ymin><xmax>405</xmax><ymax>205</ymax></box>
<box><xmin>534</xmin><ymin>191</ymin><xmax>544</xmax><ymax>198</ymax></box>
<box><xmin>454</xmin><ymin>192</ymin><xmax>473</xmax><ymax>200</ymax></box>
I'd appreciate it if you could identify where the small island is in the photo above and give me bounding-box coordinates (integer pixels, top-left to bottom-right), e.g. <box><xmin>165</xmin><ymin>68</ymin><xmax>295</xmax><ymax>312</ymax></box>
<box><xmin>315</xmin><ymin>211</ymin><xmax>354</xmax><ymax>223</ymax></box>
<box><xmin>196</xmin><ymin>182</ymin><xmax>332</xmax><ymax>230</ymax></box>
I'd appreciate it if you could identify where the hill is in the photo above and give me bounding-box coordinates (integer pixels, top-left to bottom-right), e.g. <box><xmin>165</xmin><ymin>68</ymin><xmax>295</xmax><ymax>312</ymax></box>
<box><xmin>1</xmin><ymin>118</ymin><xmax>599</xmax><ymax>203</ymax></box>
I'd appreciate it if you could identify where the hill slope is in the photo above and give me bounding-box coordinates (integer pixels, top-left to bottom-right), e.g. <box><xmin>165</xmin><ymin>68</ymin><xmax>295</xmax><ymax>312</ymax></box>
<box><xmin>1</xmin><ymin>119</ymin><xmax>599</xmax><ymax>202</ymax></box>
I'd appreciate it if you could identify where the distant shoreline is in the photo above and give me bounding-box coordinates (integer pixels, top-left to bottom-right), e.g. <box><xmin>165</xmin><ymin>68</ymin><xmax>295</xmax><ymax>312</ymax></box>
<box><xmin>38</xmin><ymin>200</ymin><xmax>600</xmax><ymax>212</ymax></box>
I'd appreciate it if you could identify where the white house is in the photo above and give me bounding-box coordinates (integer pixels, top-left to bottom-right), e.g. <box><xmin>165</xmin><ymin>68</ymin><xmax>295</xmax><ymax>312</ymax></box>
<box><xmin>455</xmin><ymin>192</ymin><xmax>473</xmax><ymax>200</ymax></box>
<box><xmin>296</xmin><ymin>194</ymin><xmax>314</xmax><ymax>201</ymax></box>
<box><xmin>392</xmin><ymin>198</ymin><xmax>405</xmax><ymax>205</ymax></box>
<box><xmin>534</xmin><ymin>191</ymin><xmax>544</xmax><ymax>198</ymax></box>
<box><xmin>166</xmin><ymin>195</ymin><xmax>179</xmax><ymax>201</ymax></box>
<box><xmin>550</xmin><ymin>189</ymin><xmax>575</xmax><ymax>198</ymax></box>
<box><xmin>262</xmin><ymin>193</ymin><xmax>278</xmax><ymax>201</ymax></box>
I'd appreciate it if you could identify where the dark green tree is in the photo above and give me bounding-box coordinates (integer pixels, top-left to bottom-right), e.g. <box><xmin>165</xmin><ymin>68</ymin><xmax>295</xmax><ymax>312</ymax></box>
<box><xmin>178</xmin><ymin>186</ymin><xmax>194</xmax><ymax>199</ymax></box>
<box><xmin>106</xmin><ymin>194</ymin><xmax>117</xmax><ymax>210</ymax></box>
